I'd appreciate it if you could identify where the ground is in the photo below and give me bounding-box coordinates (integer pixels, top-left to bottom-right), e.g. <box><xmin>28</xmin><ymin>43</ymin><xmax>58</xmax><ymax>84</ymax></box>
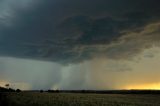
<box><xmin>1</xmin><ymin>92</ymin><xmax>160</xmax><ymax>106</ymax></box>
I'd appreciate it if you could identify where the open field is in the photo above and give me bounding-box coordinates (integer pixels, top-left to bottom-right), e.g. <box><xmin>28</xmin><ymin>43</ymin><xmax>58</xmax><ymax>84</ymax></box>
<box><xmin>1</xmin><ymin>92</ymin><xmax>160</xmax><ymax>106</ymax></box>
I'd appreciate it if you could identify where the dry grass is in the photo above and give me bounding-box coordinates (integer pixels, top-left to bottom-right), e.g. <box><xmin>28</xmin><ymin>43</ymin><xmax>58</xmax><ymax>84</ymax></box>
<box><xmin>2</xmin><ymin>92</ymin><xmax>160</xmax><ymax>106</ymax></box>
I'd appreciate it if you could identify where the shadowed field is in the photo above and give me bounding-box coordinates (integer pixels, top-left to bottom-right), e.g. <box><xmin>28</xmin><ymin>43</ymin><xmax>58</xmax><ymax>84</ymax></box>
<box><xmin>1</xmin><ymin>92</ymin><xmax>160</xmax><ymax>106</ymax></box>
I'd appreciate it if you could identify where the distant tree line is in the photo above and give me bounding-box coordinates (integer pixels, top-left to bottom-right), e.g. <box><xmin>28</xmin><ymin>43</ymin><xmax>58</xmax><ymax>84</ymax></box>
<box><xmin>44</xmin><ymin>90</ymin><xmax>160</xmax><ymax>94</ymax></box>
<box><xmin>2</xmin><ymin>83</ymin><xmax>160</xmax><ymax>94</ymax></box>
<box><xmin>47</xmin><ymin>89</ymin><xmax>60</xmax><ymax>93</ymax></box>
<box><xmin>0</xmin><ymin>84</ymin><xmax>21</xmax><ymax>93</ymax></box>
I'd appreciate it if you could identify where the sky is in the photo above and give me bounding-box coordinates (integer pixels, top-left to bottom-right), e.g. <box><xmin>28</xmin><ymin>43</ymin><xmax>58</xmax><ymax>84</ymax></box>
<box><xmin>0</xmin><ymin>0</ymin><xmax>160</xmax><ymax>90</ymax></box>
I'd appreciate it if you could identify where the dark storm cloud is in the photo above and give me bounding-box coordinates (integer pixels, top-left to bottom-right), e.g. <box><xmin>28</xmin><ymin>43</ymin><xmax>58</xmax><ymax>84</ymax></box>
<box><xmin>0</xmin><ymin>0</ymin><xmax>160</xmax><ymax>63</ymax></box>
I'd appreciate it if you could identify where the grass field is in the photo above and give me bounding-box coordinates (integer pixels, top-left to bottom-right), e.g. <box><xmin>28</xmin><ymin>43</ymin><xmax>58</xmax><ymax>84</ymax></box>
<box><xmin>1</xmin><ymin>92</ymin><xmax>160</xmax><ymax>106</ymax></box>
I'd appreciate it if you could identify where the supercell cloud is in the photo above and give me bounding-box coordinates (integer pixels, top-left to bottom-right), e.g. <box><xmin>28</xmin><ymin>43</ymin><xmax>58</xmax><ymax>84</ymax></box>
<box><xmin>0</xmin><ymin>0</ymin><xmax>160</xmax><ymax>90</ymax></box>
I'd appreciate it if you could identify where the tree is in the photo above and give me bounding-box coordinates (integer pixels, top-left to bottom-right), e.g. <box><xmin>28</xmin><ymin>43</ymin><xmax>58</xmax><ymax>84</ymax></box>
<box><xmin>5</xmin><ymin>84</ymin><xmax>9</xmax><ymax>89</ymax></box>
<box><xmin>40</xmin><ymin>90</ymin><xmax>44</xmax><ymax>93</ymax></box>
<box><xmin>16</xmin><ymin>89</ymin><xmax>21</xmax><ymax>93</ymax></box>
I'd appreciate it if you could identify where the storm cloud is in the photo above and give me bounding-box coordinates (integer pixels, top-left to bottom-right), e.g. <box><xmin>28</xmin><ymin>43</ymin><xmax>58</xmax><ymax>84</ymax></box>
<box><xmin>1</xmin><ymin>0</ymin><xmax>160</xmax><ymax>90</ymax></box>
<box><xmin>0</xmin><ymin>0</ymin><xmax>160</xmax><ymax>63</ymax></box>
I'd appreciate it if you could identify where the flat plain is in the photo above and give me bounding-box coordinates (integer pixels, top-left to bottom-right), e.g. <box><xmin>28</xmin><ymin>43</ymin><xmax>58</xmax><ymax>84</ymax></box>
<box><xmin>1</xmin><ymin>92</ymin><xmax>160</xmax><ymax>106</ymax></box>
